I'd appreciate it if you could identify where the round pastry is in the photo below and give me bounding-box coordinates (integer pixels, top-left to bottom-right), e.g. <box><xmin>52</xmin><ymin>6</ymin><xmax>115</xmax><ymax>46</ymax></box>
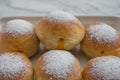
<box><xmin>35</xmin><ymin>11</ymin><xmax>85</xmax><ymax>50</ymax></box>
<box><xmin>83</xmin><ymin>56</ymin><xmax>120</xmax><ymax>80</ymax></box>
<box><xmin>35</xmin><ymin>50</ymin><xmax>82</xmax><ymax>80</ymax></box>
<box><xmin>0</xmin><ymin>19</ymin><xmax>39</xmax><ymax>57</ymax></box>
<box><xmin>0</xmin><ymin>52</ymin><xmax>33</xmax><ymax>80</ymax></box>
<box><xmin>81</xmin><ymin>23</ymin><xmax>120</xmax><ymax>58</ymax></box>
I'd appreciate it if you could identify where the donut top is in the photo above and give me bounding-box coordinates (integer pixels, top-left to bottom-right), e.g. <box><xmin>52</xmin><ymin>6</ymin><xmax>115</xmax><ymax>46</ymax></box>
<box><xmin>46</xmin><ymin>11</ymin><xmax>78</xmax><ymax>22</ymax></box>
<box><xmin>3</xmin><ymin>19</ymin><xmax>34</xmax><ymax>36</ymax></box>
<box><xmin>89</xmin><ymin>56</ymin><xmax>120</xmax><ymax>80</ymax></box>
<box><xmin>0</xmin><ymin>53</ymin><xmax>30</xmax><ymax>79</ymax></box>
<box><xmin>42</xmin><ymin>50</ymin><xmax>75</xmax><ymax>79</ymax></box>
<box><xmin>88</xmin><ymin>23</ymin><xmax>119</xmax><ymax>43</ymax></box>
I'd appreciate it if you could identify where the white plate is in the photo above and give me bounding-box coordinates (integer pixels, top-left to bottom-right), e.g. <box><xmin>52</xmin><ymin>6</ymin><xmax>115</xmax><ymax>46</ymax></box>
<box><xmin>0</xmin><ymin>16</ymin><xmax>120</xmax><ymax>79</ymax></box>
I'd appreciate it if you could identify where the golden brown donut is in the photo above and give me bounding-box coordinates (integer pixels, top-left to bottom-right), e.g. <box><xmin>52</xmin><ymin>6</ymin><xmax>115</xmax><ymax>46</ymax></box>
<box><xmin>35</xmin><ymin>50</ymin><xmax>82</xmax><ymax>80</ymax></box>
<box><xmin>0</xmin><ymin>52</ymin><xmax>33</xmax><ymax>80</ymax></box>
<box><xmin>35</xmin><ymin>11</ymin><xmax>85</xmax><ymax>50</ymax></box>
<box><xmin>0</xmin><ymin>19</ymin><xmax>39</xmax><ymax>57</ymax></box>
<box><xmin>82</xmin><ymin>56</ymin><xmax>120</xmax><ymax>80</ymax></box>
<box><xmin>81</xmin><ymin>23</ymin><xmax>120</xmax><ymax>58</ymax></box>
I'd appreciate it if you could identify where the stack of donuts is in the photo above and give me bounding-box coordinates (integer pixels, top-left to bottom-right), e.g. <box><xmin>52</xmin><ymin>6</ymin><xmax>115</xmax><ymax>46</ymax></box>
<box><xmin>0</xmin><ymin>11</ymin><xmax>120</xmax><ymax>80</ymax></box>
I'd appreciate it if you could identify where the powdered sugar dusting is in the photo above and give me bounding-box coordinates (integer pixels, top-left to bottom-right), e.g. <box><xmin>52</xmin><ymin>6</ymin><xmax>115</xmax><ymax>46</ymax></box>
<box><xmin>42</xmin><ymin>50</ymin><xmax>75</xmax><ymax>79</ymax></box>
<box><xmin>0</xmin><ymin>53</ymin><xmax>29</xmax><ymax>79</ymax></box>
<box><xmin>47</xmin><ymin>11</ymin><xmax>78</xmax><ymax>22</ymax></box>
<box><xmin>89</xmin><ymin>56</ymin><xmax>120</xmax><ymax>80</ymax></box>
<box><xmin>88</xmin><ymin>23</ymin><xmax>118</xmax><ymax>43</ymax></box>
<box><xmin>4</xmin><ymin>19</ymin><xmax>34</xmax><ymax>35</ymax></box>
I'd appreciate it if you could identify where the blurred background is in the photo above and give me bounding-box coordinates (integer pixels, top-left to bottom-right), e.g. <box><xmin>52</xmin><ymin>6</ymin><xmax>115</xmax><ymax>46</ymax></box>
<box><xmin>0</xmin><ymin>0</ymin><xmax>120</xmax><ymax>17</ymax></box>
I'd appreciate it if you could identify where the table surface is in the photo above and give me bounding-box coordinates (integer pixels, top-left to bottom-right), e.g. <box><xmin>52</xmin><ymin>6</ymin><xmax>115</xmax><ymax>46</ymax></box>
<box><xmin>0</xmin><ymin>0</ymin><xmax>120</xmax><ymax>17</ymax></box>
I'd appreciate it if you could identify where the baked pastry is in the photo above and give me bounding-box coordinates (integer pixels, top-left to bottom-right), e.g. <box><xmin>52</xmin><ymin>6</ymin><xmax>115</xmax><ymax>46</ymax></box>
<box><xmin>35</xmin><ymin>11</ymin><xmax>85</xmax><ymax>50</ymax></box>
<box><xmin>0</xmin><ymin>52</ymin><xmax>33</xmax><ymax>80</ymax></box>
<box><xmin>0</xmin><ymin>19</ymin><xmax>39</xmax><ymax>57</ymax></box>
<box><xmin>82</xmin><ymin>56</ymin><xmax>120</xmax><ymax>80</ymax></box>
<box><xmin>35</xmin><ymin>50</ymin><xmax>82</xmax><ymax>80</ymax></box>
<box><xmin>81</xmin><ymin>23</ymin><xmax>120</xmax><ymax>58</ymax></box>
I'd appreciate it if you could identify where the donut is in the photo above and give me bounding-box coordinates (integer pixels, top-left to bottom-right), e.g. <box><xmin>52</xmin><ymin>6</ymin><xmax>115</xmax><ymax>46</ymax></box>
<box><xmin>83</xmin><ymin>56</ymin><xmax>120</xmax><ymax>80</ymax></box>
<box><xmin>0</xmin><ymin>52</ymin><xmax>33</xmax><ymax>80</ymax></box>
<box><xmin>35</xmin><ymin>11</ymin><xmax>85</xmax><ymax>50</ymax></box>
<box><xmin>81</xmin><ymin>23</ymin><xmax>120</xmax><ymax>58</ymax></box>
<box><xmin>35</xmin><ymin>50</ymin><xmax>82</xmax><ymax>80</ymax></box>
<box><xmin>0</xmin><ymin>19</ymin><xmax>39</xmax><ymax>57</ymax></box>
